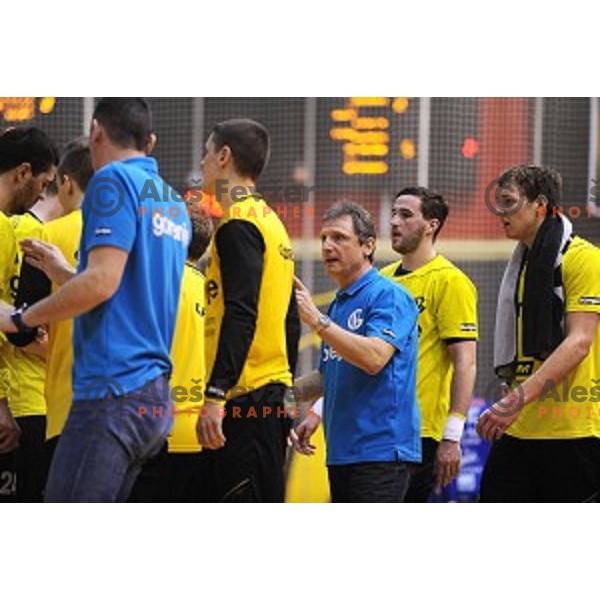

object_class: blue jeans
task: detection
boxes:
[45,375,173,502]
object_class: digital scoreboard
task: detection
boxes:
[0,97,57,122]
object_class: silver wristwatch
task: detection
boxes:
[315,314,332,334]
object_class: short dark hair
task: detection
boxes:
[497,165,562,210]
[0,127,59,176]
[210,119,270,181]
[396,186,449,240]
[323,200,376,263]
[187,204,213,261]
[93,98,153,151]
[59,137,94,192]
[45,178,59,197]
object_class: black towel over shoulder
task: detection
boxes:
[522,216,570,360]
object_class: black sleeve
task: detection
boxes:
[285,288,300,377]
[206,220,265,393]
[444,337,477,346]
[6,261,51,347]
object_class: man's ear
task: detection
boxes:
[428,218,440,237]
[363,237,376,259]
[145,133,157,155]
[218,145,232,168]
[14,163,32,185]
[63,174,75,196]
[90,119,102,144]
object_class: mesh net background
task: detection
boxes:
[2,97,597,396]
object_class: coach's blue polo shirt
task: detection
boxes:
[73,156,190,400]
[318,267,421,466]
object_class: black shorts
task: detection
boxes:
[327,461,411,503]
[0,450,16,503]
[128,442,215,503]
[45,435,60,475]
[205,383,290,503]
[405,437,439,503]
[0,416,47,503]
[480,434,600,502]
[14,415,47,503]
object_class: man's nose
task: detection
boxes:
[322,237,334,251]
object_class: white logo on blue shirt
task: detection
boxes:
[347,309,364,331]
[152,213,190,246]
[322,346,342,363]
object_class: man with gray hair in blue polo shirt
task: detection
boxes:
[292,200,420,502]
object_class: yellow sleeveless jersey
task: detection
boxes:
[509,236,600,439]
[205,196,295,398]
[0,213,17,400]
[380,255,478,440]
[168,263,205,453]
[5,213,46,418]
[39,209,82,439]
[41,214,208,447]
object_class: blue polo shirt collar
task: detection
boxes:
[121,156,158,176]
[337,267,377,299]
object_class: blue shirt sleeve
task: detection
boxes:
[82,165,137,253]
[365,284,418,353]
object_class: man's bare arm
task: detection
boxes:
[0,246,128,332]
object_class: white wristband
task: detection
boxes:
[312,397,324,418]
[442,414,466,442]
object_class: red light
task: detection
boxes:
[462,138,479,159]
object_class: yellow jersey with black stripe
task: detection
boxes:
[39,209,82,439]
[509,236,600,439]
[5,213,46,418]
[380,255,478,441]
[168,262,205,453]
[0,213,17,400]
[205,196,295,397]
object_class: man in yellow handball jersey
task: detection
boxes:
[196,119,300,502]
[380,187,478,501]
[15,138,94,477]
[4,180,63,502]
[0,127,58,501]
[478,165,600,502]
